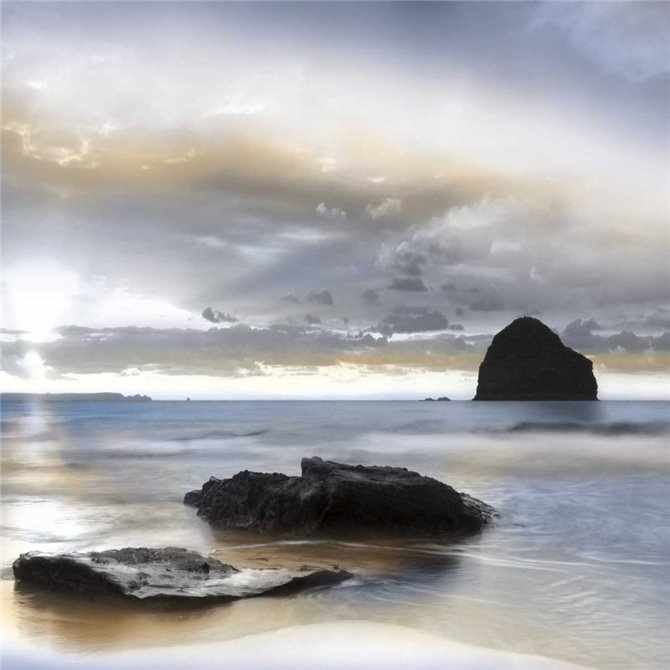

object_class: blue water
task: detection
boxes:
[1,400,669,669]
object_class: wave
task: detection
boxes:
[171,428,268,441]
[501,421,670,436]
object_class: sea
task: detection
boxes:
[1,399,669,669]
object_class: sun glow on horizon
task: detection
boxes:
[3,263,80,341]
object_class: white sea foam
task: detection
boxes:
[4,621,593,670]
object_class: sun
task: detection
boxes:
[3,263,80,341]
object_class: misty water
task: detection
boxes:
[1,399,669,669]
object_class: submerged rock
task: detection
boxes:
[12,547,351,602]
[185,457,494,536]
[474,317,598,401]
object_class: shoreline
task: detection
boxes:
[3,621,593,670]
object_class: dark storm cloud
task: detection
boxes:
[361,289,380,306]
[281,294,301,304]
[644,313,670,330]
[304,314,322,325]
[561,320,670,355]
[613,309,670,332]
[307,290,334,306]
[202,307,238,324]
[607,331,649,353]
[388,277,428,292]
[651,332,670,351]
[564,318,602,338]
[380,306,448,334]
[391,249,427,277]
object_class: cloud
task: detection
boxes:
[304,314,322,325]
[562,321,661,355]
[470,297,504,312]
[449,324,464,331]
[1,322,470,378]
[202,307,238,324]
[607,330,649,353]
[629,310,670,332]
[564,318,601,338]
[366,198,402,220]
[388,277,428,292]
[281,293,301,304]
[307,290,334,306]
[316,202,347,220]
[2,2,669,393]
[533,2,670,82]
[392,248,426,277]
[644,314,670,330]
[651,332,670,352]
[376,194,669,320]
[381,306,448,334]
[361,289,380,305]
[3,320,667,395]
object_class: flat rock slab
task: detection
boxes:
[12,547,351,602]
[185,457,495,537]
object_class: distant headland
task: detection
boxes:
[1,393,153,402]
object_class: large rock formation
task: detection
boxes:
[184,457,495,537]
[12,547,350,603]
[474,317,598,400]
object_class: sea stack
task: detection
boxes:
[474,317,598,400]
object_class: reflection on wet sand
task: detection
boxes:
[209,528,465,573]
[3,537,464,652]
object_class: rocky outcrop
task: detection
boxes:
[185,457,495,537]
[12,547,351,603]
[474,317,598,401]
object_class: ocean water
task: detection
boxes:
[1,399,669,669]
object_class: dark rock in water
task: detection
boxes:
[185,457,494,537]
[421,397,450,401]
[474,317,598,401]
[12,547,351,603]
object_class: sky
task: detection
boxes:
[1,1,669,399]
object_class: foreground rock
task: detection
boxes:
[12,547,351,602]
[185,457,495,537]
[474,317,598,401]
